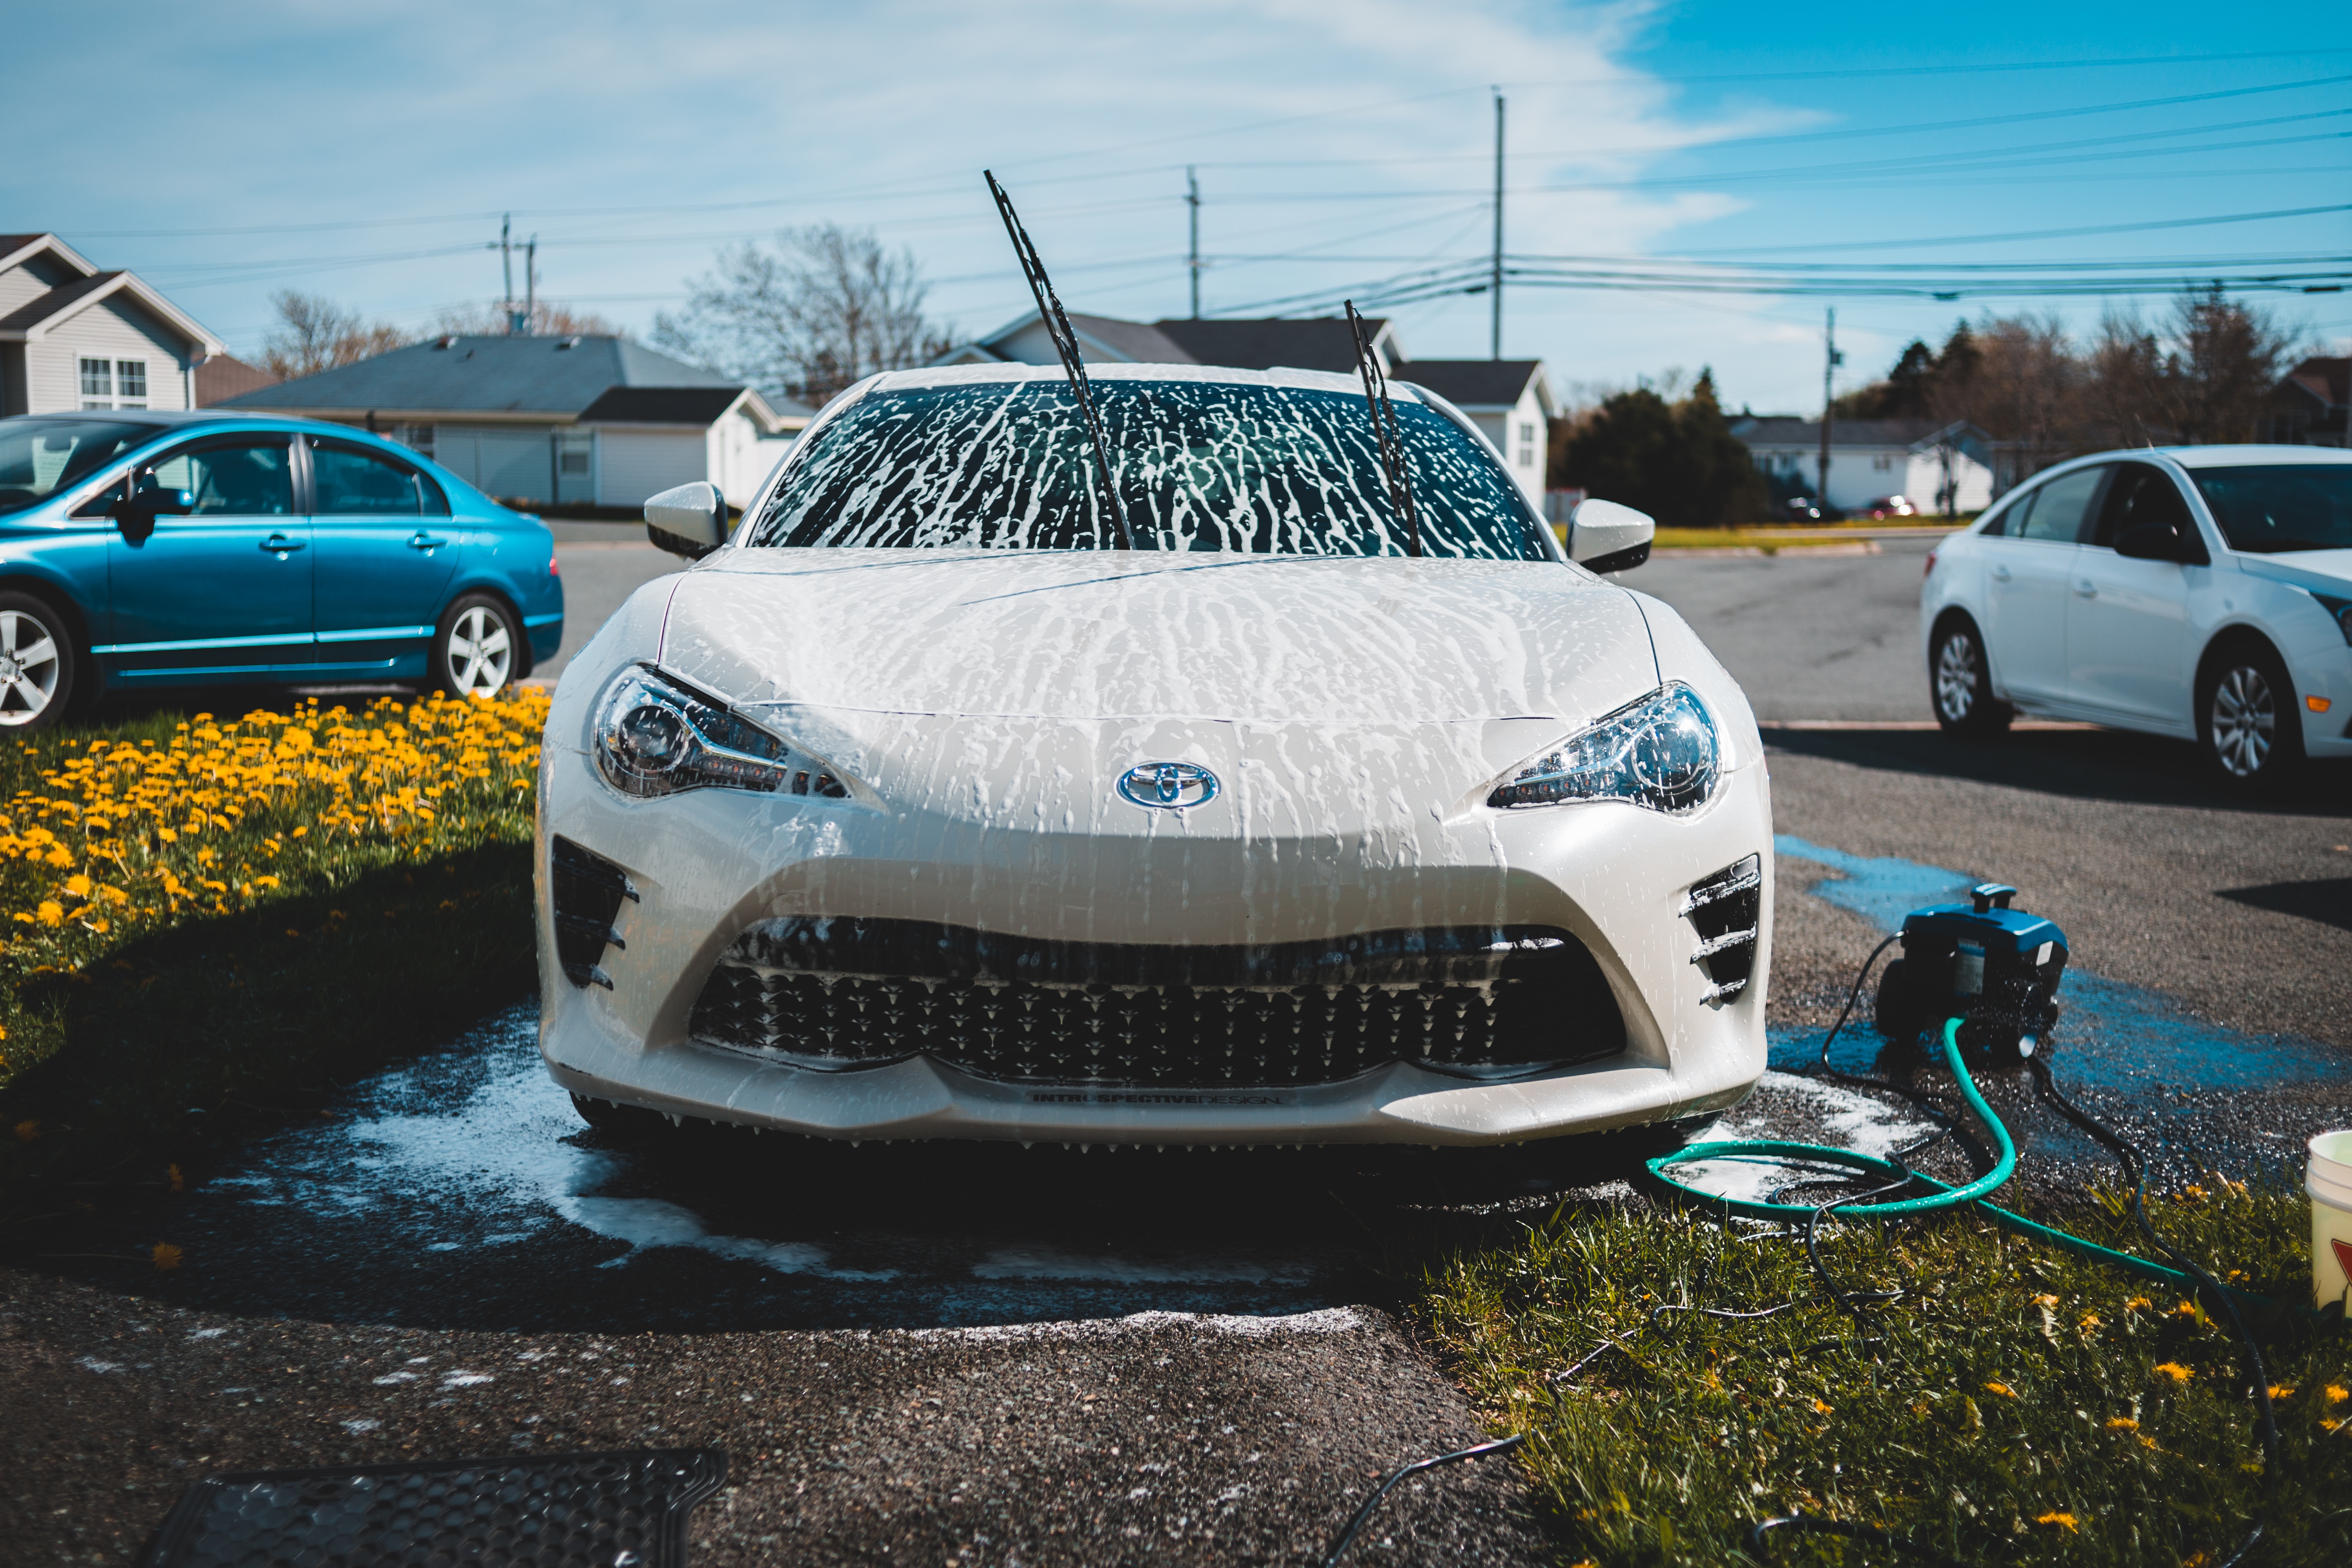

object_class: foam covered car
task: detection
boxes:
[537,362,1771,1149]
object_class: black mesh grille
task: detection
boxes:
[549,836,636,990]
[1684,855,1761,1004]
[689,918,1624,1087]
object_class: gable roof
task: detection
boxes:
[1148,317,1393,375]
[217,334,737,419]
[577,385,802,432]
[193,352,279,407]
[1399,359,1549,413]
[0,268,223,355]
[2279,356,2350,408]
[0,233,99,281]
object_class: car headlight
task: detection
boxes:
[2314,592,2352,647]
[1488,683,1720,813]
[593,663,848,800]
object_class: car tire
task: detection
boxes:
[1930,615,2011,738]
[0,592,78,733]
[2197,640,2302,792]
[433,593,520,699]
[570,1093,670,1145]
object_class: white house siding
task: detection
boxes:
[706,407,781,508]
[1457,391,1547,502]
[25,297,192,413]
[435,424,561,503]
[598,429,707,507]
[0,253,75,315]
[1747,443,1993,513]
[1904,451,1992,513]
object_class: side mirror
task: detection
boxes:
[1563,498,1655,573]
[645,481,727,560]
[2113,523,2182,562]
[108,480,193,542]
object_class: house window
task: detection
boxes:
[390,423,436,460]
[1873,454,1892,471]
[79,358,148,410]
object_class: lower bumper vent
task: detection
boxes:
[689,919,1624,1088]
[1684,854,1761,1005]
[549,836,637,990]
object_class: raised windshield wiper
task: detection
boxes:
[984,171,1135,551]
[1346,299,1423,559]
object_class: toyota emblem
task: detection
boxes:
[1116,761,1220,810]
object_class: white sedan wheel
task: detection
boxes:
[2207,663,2276,779]
[0,608,65,727]
[442,603,514,698]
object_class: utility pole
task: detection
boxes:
[1490,90,1505,360]
[1186,167,1201,319]
[1818,306,1844,505]
[500,214,514,336]
[525,235,537,333]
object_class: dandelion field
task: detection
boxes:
[1423,1188,2349,1568]
[0,690,549,1229]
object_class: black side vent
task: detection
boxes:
[1683,854,1761,1006]
[550,836,637,990]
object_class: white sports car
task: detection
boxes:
[537,362,1770,1149]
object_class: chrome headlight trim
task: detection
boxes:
[1488,682,1721,814]
[592,662,850,800]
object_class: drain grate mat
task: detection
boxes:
[137,1446,726,1568]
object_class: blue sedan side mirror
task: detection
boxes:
[108,478,194,542]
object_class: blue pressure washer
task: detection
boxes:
[1873,883,2066,1064]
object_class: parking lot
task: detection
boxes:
[7,535,2347,1564]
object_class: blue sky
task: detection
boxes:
[7,0,2347,413]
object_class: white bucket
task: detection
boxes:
[2310,1130,2352,1312]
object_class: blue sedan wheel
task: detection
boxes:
[0,593,74,730]
[434,593,518,699]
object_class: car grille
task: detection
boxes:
[1684,855,1761,1005]
[549,836,636,990]
[688,918,1624,1088]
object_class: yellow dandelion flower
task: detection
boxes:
[168,1164,183,1192]
[2079,1313,2102,1331]
[2153,1363,2194,1385]
[2107,1417,2138,1431]
[1984,1382,2017,1398]
[1812,1398,1833,1415]
[36,900,63,926]
[2327,1385,2348,1404]
[2267,1385,2295,1401]
[151,1242,183,1271]
[2032,1293,2060,1307]
[63,873,91,897]
[2034,1513,2078,1533]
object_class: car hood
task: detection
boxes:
[2233,550,2352,596]
[655,548,1658,727]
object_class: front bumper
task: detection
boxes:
[536,743,1772,1147]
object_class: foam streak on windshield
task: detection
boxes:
[748,379,1541,559]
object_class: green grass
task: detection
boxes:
[1422,1188,2349,1566]
[0,694,546,1233]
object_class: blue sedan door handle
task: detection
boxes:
[261,533,306,555]
[408,531,449,551]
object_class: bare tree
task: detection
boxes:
[431,300,621,338]
[653,225,956,406]
[260,291,413,380]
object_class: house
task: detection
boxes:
[0,233,225,416]
[2261,357,2349,446]
[1727,415,1995,515]
[216,335,810,509]
[934,312,1557,499]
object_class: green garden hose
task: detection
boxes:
[1648,1017,2214,1296]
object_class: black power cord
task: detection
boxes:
[1319,1433,1526,1568]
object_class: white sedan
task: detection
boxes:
[537,363,1769,1149]
[1922,445,2352,787]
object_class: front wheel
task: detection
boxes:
[2198,644,2302,791]
[433,593,520,699]
[1930,618,2011,738]
[0,592,77,732]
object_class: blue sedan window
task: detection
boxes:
[0,418,156,516]
[148,441,295,517]
[313,442,444,515]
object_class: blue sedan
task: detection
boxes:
[0,410,563,728]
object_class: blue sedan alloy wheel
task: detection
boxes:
[435,593,518,699]
[0,593,74,730]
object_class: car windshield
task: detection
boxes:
[745,379,1545,559]
[0,418,157,517]
[2188,464,2352,554]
